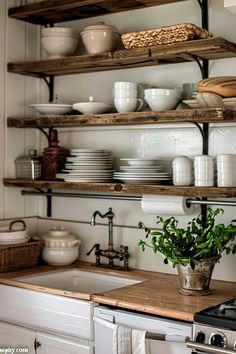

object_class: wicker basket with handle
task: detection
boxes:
[121,23,212,49]
[0,238,43,272]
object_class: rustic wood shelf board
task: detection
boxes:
[4,179,236,198]
[8,38,236,77]
[9,0,186,25]
[7,109,236,128]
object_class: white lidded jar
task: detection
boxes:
[172,156,192,186]
[42,225,81,248]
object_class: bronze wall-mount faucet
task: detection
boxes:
[86,207,130,270]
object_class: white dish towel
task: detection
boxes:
[93,316,149,354]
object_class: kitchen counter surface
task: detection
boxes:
[0,262,235,322]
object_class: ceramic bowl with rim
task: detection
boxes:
[30,103,73,115]
[42,247,79,266]
[144,88,182,111]
[81,22,121,54]
[120,158,157,166]
[41,27,77,38]
[73,101,113,114]
[41,36,78,59]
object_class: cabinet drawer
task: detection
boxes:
[0,284,94,340]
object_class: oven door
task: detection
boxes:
[186,340,236,354]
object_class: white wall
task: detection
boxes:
[3,0,236,281]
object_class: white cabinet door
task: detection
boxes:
[36,332,93,354]
[0,321,35,354]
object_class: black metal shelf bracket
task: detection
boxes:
[40,75,54,102]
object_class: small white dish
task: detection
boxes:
[73,101,113,114]
[120,158,158,166]
[30,103,72,115]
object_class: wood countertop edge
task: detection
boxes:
[91,294,193,322]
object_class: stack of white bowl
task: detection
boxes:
[41,226,81,266]
[41,27,78,59]
[217,154,236,187]
[113,81,143,113]
[172,156,193,186]
[144,88,182,111]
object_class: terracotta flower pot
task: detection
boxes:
[176,256,218,296]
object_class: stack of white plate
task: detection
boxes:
[56,149,113,182]
[113,158,172,184]
[0,229,30,245]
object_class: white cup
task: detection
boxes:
[173,171,193,186]
[113,88,138,98]
[217,173,236,187]
[172,156,192,186]
[195,179,214,186]
[194,155,214,185]
[114,81,140,90]
[114,97,143,113]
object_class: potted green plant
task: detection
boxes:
[139,208,236,296]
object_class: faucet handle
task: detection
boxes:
[86,243,100,256]
[120,245,130,271]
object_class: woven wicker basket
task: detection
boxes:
[121,23,212,49]
[0,239,43,272]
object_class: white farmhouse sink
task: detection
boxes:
[16,268,142,293]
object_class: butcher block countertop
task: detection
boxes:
[0,262,235,322]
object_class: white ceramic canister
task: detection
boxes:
[172,156,192,186]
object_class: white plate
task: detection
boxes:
[70,149,107,153]
[114,173,172,177]
[120,158,158,166]
[113,177,171,185]
[64,177,112,182]
[64,165,112,170]
[62,169,113,175]
[120,166,163,171]
[65,161,112,169]
[30,104,72,115]
[0,236,30,245]
[183,97,236,109]
[67,156,112,161]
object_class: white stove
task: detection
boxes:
[187,299,236,354]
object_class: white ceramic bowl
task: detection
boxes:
[120,158,156,166]
[144,89,182,111]
[42,247,79,266]
[41,36,78,59]
[30,103,72,115]
[73,102,112,114]
[42,27,77,38]
[81,23,120,54]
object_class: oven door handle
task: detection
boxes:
[186,341,236,354]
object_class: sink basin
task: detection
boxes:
[16,268,142,293]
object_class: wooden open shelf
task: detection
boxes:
[4,179,236,198]
[9,0,186,25]
[8,38,236,77]
[7,109,236,129]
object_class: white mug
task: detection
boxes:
[114,97,143,113]
[113,88,138,98]
[114,81,139,90]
